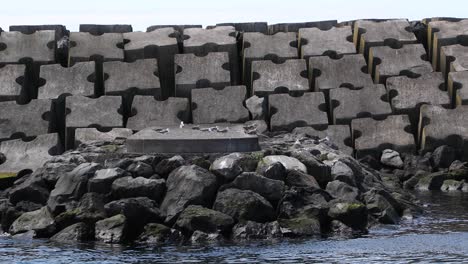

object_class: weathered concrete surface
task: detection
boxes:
[174,52,231,98]
[215,22,268,34]
[440,44,468,77]
[79,24,132,35]
[126,124,259,153]
[251,59,309,96]
[329,84,392,124]
[449,70,468,106]
[292,125,353,155]
[191,86,249,124]
[68,32,124,64]
[269,92,328,131]
[0,64,26,102]
[299,26,355,59]
[74,128,133,147]
[66,95,122,129]
[268,20,337,34]
[0,31,55,63]
[126,96,190,131]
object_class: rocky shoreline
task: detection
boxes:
[1,128,466,245]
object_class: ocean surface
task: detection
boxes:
[0,191,467,264]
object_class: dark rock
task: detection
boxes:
[188,156,211,170]
[449,160,467,171]
[74,193,107,223]
[111,176,166,203]
[329,220,359,238]
[136,223,183,245]
[210,153,260,182]
[441,180,464,191]
[213,188,275,223]
[104,158,133,169]
[278,216,321,237]
[331,160,356,187]
[261,162,287,181]
[9,207,56,237]
[88,168,129,194]
[415,170,468,190]
[175,205,234,235]
[95,214,128,243]
[278,187,332,220]
[327,200,368,230]
[226,172,285,204]
[380,149,404,169]
[126,161,154,178]
[0,200,21,232]
[154,156,185,178]
[231,221,282,240]
[50,222,94,242]
[14,201,42,213]
[401,153,432,181]
[161,165,218,223]
[325,180,360,202]
[403,170,427,189]
[290,150,331,186]
[104,197,164,228]
[431,145,457,169]
[285,170,320,188]
[358,155,382,171]
[190,230,223,243]
[364,190,400,224]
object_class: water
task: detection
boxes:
[0,191,467,264]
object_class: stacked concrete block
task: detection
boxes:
[329,84,392,124]
[299,26,356,59]
[174,52,231,98]
[0,99,53,141]
[292,125,353,156]
[191,85,249,124]
[79,24,132,35]
[0,30,56,64]
[0,64,26,102]
[68,32,124,64]
[242,32,298,89]
[147,25,202,37]
[352,115,415,158]
[183,26,239,84]
[448,71,468,106]
[126,96,190,131]
[251,59,309,96]
[269,92,328,131]
[268,20,337,34]
[369,44,432,84]
[215,22,268,33]
[74,128,133,148]
[440,44,468,78]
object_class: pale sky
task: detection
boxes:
[0,0,466,31]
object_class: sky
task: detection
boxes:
[0,0,466,31]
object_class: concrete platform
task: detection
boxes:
[68,32,124,64]
[74,128,133,147]
[126,124,259,153]
[299,26,355,59]
[292,125,353,156]
[0,64,26,102]
[0,31,55,64]
[448,70,468,106]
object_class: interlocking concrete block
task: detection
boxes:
[215,22,268,33]
[103,59,160,97]
[0,133,60,175]
[68,32,124,64]
[191,85,249,124]
[147,25,202,37]
[126,96,190,131]
[9,25,67,41]
[0,64,26,102]
[440,44,468,78]
[353,19,417,57]
[427,19,468,70]
[65,95,122,129]
[243,32,298,88]
[268,20,337,34]
[269,92,328,131]
[79,24,132,35]
[0,99,53,141]
[419,104,468,156]
[309,54,373,91]
[299,26,356,59]
[183,26,239,84]
[38,61,95,99]
[174,52,231,98]
[329,84,391,124]
[252,59,309,96]
[448,71,468,106]
[74,128,133,147]
[0,31,55,63]
[292,125,353,155]
[126,124,259,153]
[352,115,415,158]
[369,44,432,84]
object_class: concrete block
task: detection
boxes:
[0,133,60,175]
[329,84,392,124]
[174,52,231,98]
[309,54,373,91]
[191,85,249,124]
[146,25,202,37]
[268,20,337,34]
[79,24,132,35]
[448,71,468,106]
[65,95,122,128]
[68,32,124,64]
[242,32,298,89]
[352,115,415,158]
[215,22,268,33]
[126,96,190,131]
[74,128,133,147]
[183,26,239,84]
[440,44,468,78]
[0,99,53,141]
[126,124,259,153]
[269,92,328,131]
[292,125,353,155]
[369,44,432,84]
[38,61,95,99]
[0,64,26,102]
[103,59,160,97]
[0,31,55,63]
[299,26,356,59]
[9,25,67,41]
[252,59,309,96]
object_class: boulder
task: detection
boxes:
[175,205,234,234]
[95,214,128,243]
[431,145,457,169]
[104,197,164,229]
[401,153,432,181]
[327,200,368,230]
[278,216,321,237]
[260,162,287,181]
[331,160,356,186]
[403,170,427,189]
[50,222,94,242]
[278,187,332,219]
[210,153,259,182]
[226,172,285,204]
[88,168,128,194]
[364,190,400,224]
[0,201,22,232]
[126,161,154,178]
[380,149,404,169]
[257,155,307,175]
[329,220,357,238]
[74,193,107,223]
[290,149,331,184]
[441,180,464,191]
[160,165,218,223]
[231,221,282,240]
[9,207,56,237]
[285,170,320,188]
[190,230,223,243]
[325,180,360,202]
[414,171,466,190]
[449,160,467,171]
[111,176,166,203]
[136,223,183,245]
[213,188,275,223]
[104,158,133,169]
[154,156,185,178]
[245,95,266,120]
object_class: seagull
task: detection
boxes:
[179,121,184,128]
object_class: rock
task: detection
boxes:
[414,171,464,190]
[136,223,183,245]
[126,161,154,178]
[327,200,368,230]
[0,202,22,232]
[88,168,128,194]
[290,150,331,186]
[12,230,36,240]
[441,180,464,191]
[95,214,128,243]
[74,193,107,223]
[231,221,282,240]
[364,190,400,224]
[403,170,427,189]
[260,162,286,181]
[190,230,223,243]
[154,156,185,178]
[285,170,320,188]
[188,156,211,170]
[278,187,332,219]
[9,207,56,237]
[210,153,259,182]
[431,145,457,169]
[175,205,234,234]
[329,220,357,238]
[245,95,265,119]
[111,176,166,203]
[213,188,275,223]
[257,155,307,176]
[47,163,102,214]
[358,155,382,171]
[449,160,467,171]
[50,222,94,242]
[325,180,360,202]
[462,182,468,192]
[161,165,218,223]
[401,153,432,181]
[104,197,164,230]
[380,149,404,169]
[226,172,285,204]
[244,120,268,134]
[331,160,356,186]
[104,158,133,169]
[278,216,321,237]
